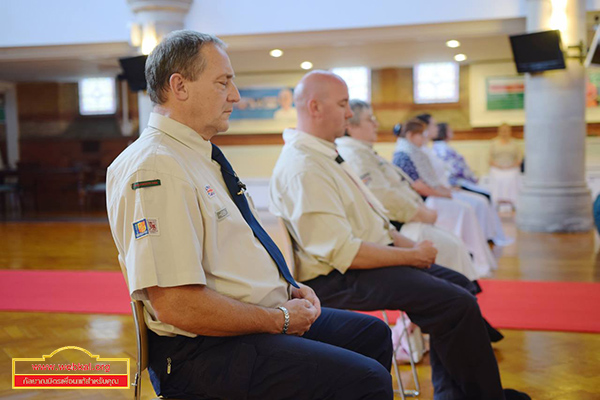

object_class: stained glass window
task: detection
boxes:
[332,67,371,101]
[413,62,459,104]
[79,77,117,115]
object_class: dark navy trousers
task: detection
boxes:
[147,307,393,400]
[304,264,505,400]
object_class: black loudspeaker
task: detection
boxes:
[119,55,148,91]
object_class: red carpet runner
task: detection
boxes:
[1,271,599,333]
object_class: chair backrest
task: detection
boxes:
[131,300,149,400]
[277,217,300,280]
[131,300,149,372]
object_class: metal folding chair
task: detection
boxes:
[382,310,421,399]
[277,218,421,399]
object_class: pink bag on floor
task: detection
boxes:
[391,314,429,364]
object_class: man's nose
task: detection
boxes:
[229,82,241,102]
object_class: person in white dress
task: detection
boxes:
[392,119,497,276]
[416,114,512,246]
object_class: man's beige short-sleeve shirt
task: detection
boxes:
[107,113,290,337]
[336,136,424,223]
[269,129,393,282]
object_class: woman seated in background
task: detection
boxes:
[432,122,491,200]
[392,118,497,277]
[489,123,522,209]
[336,99,480,281]
[415,114,512,246]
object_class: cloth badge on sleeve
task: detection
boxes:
[147,218,160,235]
[205,185,216,198]
[133,219,149,239]
[132,179,161,190]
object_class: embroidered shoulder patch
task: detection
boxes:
[132,180,161,190]
[147,218,160,235]
[133,219,149,239]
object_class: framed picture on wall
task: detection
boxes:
[486,76,524,111]
[226,86,297,134]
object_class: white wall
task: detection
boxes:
[1,0,525,48]
[186,0,524,36]
[469,62,525,127]
[0,0,132,47]
[4,0,600,49]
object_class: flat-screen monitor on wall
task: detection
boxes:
[509,30,566,73]
[119,55,148,91]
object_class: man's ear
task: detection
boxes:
[307,98,320,117]
[169,73,188,101]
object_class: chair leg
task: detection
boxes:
[400,313,420,397]
[383,311,421,398]
[133,371,141,400]
[383,311,406,400]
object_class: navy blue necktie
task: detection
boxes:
[211,143,299,288]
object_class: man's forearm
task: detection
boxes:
[411,180,451,198]
[409,206,437,224]
[349,241,417,270]
[392,231,416,248]
[147,285,283,336]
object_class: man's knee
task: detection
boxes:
[450,291,480,317]
[369,317,394,369]
[342,358,393,400]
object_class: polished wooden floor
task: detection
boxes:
[1,211,599,399]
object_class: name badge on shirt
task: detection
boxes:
[216,207,229,221]
[360,172,372,185]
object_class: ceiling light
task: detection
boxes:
[301,61,313,70]
[446,40,460,48]
[454,54,467,62]
[269,49,283,58]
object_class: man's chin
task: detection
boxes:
[217,121,230,134]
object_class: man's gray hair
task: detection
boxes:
[348,99,371,126]
[145,30,226,104]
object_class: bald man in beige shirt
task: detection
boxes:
[269,70,530,400]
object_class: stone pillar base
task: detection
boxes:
[517,185,593,232]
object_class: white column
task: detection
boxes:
[0,82,20,169]
[138,92,154,135]
[517,0,593,232]
[127,0,193,134]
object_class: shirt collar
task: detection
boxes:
[336,136,374,151]
[282,128,338,159]
[146,112,213,158]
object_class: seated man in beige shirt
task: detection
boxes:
[107,31,394,400]
[269,70,530,400]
